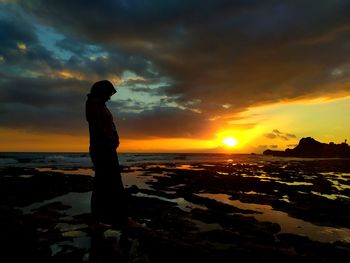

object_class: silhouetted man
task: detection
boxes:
[86,80,128,228]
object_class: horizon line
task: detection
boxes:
[0,151,259,155]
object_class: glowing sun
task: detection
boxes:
[223,137,238,147]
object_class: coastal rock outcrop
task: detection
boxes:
[263,137,350,158]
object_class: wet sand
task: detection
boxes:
[1,158,350,262]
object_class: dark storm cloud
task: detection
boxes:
[0,75,91,134]
[113,107,216,139]
[3,0,350,138]
[0,11,36,48]
[0,2,154,78]
[128,86,153,93]
[20,0,256,40]
[0,75,88,106]
[19,0,350,113]
[0,10,61,71]
[59,38,153,79]
[108,99,152,113]
[0,71,204,138]
[0,2,164,136]
[55,38,100,56]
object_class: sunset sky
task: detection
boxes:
[1,0,350,153]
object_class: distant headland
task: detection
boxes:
[263,137,350,158]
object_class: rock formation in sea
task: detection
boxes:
[263,137,350,158]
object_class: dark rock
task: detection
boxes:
[264,137,350,158]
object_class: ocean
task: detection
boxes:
[0,152,267,168]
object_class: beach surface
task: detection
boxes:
[1,153,350,262]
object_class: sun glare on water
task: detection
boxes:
[223,137,238,147]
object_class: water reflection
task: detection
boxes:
[196,193,350,243]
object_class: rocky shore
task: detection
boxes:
[264,137,350,158]
[1,158,350,262]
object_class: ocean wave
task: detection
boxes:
[0,158,18,165]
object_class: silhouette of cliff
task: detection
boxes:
[263,137,350,158]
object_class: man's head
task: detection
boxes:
[89,80,116,101]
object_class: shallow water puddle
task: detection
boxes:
[175,164,206,170]
[20,191,92,216]
[122,169,156,189]
[187,218,223,232]
[133,192,207,212]
[36,167,95,176]
[196,193,350,243]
